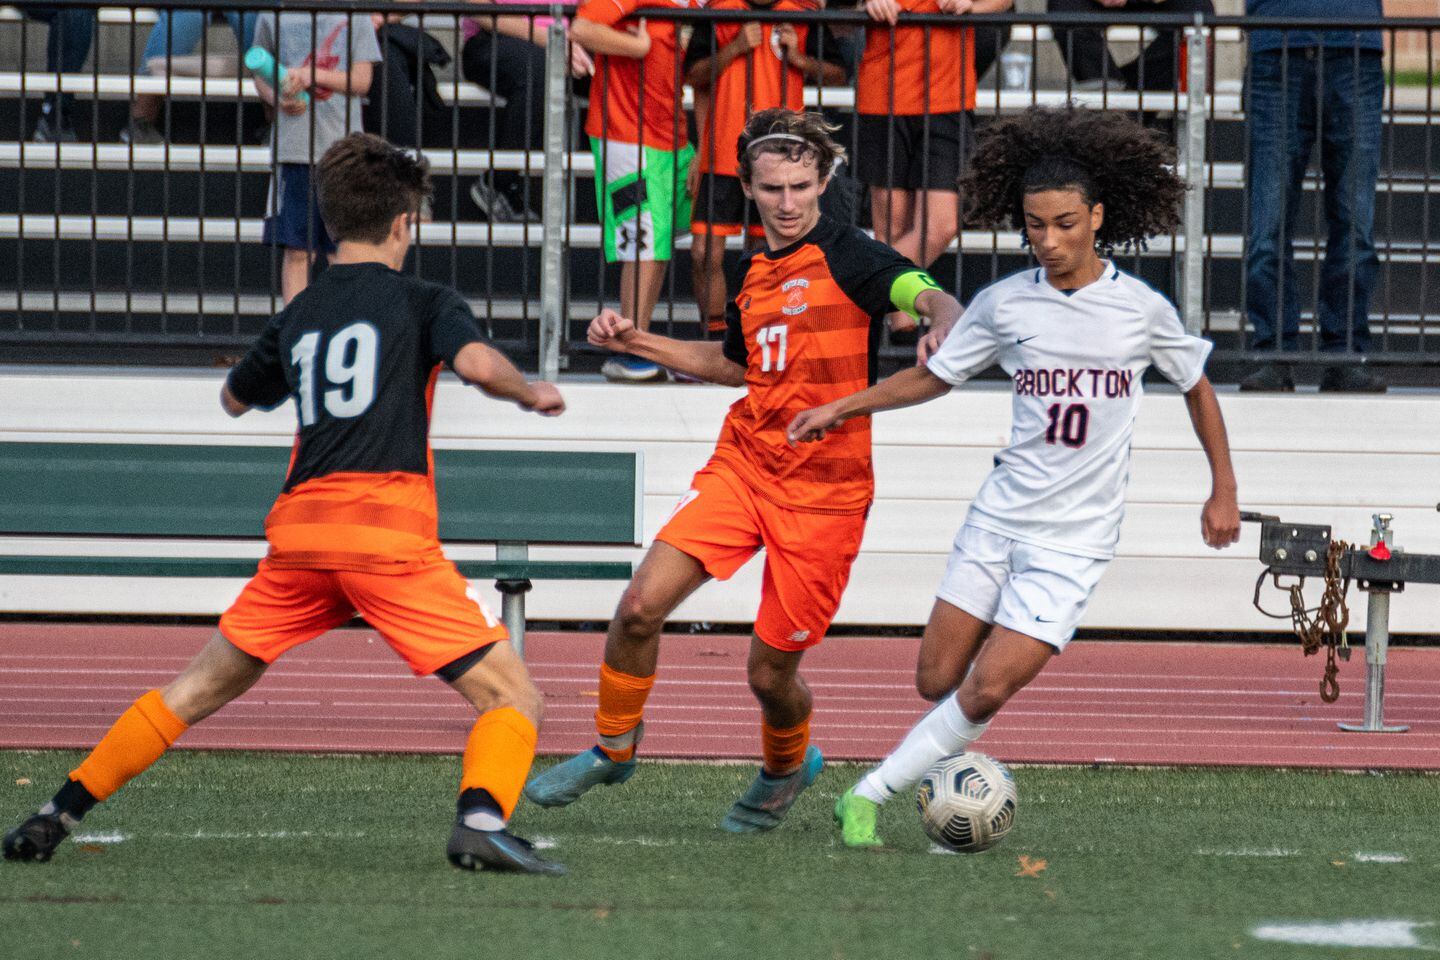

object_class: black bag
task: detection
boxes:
[363,23,452,148]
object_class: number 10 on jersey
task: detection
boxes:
[758,324,788,372]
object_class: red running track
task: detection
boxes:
[2,624,1439,769]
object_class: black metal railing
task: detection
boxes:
[0,0,1436,384]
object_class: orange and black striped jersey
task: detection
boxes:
[717,215,933,515]
[225,262,485,574]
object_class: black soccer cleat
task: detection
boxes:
[3,812,71,863]
[446,823,566,877]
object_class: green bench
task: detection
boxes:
[0,442,642,654]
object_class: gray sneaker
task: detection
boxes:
[119,117,165,145]
[524,745,639,808]
[601,355,668,383]
[721,745,825,833]
[31,114,77,144]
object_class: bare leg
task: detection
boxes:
[870,187,920,332]
[604,540,710,676]
[446,640,544,725]
[690,230,730,333]
[954,625,1054,723]
[160,630,269,723]
[746,638,811,732]
[619,258,671,333]
[280,248,313,304]
[885,189,960,333]
[914,598,993,701]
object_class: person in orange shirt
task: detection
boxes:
[685,0,846,336]
[525,109,962,833]
[857,0,1013,331]
[573,0,697,382]
[3,134,569,876]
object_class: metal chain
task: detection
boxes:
[1255,541,1351,703]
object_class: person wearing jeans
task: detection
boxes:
[25,6,96,142]
[1241,0,1386,393]
[124,9,261,144]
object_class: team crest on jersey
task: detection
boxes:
[781,277,809,316]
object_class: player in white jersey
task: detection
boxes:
[786,107,1242,848]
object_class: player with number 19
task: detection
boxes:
[526,109,962,833]
[788,108,1242,849]
[4,134,568,875]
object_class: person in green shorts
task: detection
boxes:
[573,0,696,382]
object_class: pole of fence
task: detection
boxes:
[538,13,569,380]
[1181,17,1207,335]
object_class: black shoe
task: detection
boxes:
[3,812,71,863]
[446,823,566,876]
[1319,364,1387,394]
[1238,363,1296,392]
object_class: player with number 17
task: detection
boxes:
[526,109,961,832]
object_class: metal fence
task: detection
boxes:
[0,0,1436,383]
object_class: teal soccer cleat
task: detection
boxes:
[720,745,824,833]
[523,746,638,808]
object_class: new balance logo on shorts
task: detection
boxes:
[789,630,810,643]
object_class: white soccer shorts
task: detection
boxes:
[935,523,1110,651]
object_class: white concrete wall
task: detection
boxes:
[2,369,1438,633]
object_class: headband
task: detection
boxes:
[745,133,810,152]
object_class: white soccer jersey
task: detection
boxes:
[926,263,1212,559]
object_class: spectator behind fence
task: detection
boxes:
[249,8,381,303]
[857,0,1014,334]
[364,9,452,150]
[461,3,595,223]
[1046,0,1212,92]
[571,0,695,383]
[122,9,260,145]
[24,6,95,143]
[684,0,847,339]
[1240,0,1386,393]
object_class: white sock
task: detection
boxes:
[854,695,988,805]
[462,808,506,832]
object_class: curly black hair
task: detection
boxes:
[959,107,1185,252]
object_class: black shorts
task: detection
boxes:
[690,173,763,237]
[853,113,973,192]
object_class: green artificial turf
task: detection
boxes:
[2,751,1437,960]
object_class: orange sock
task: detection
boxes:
[459,707,537,820]
[594,662,654,762]
[762,716,810,777]
[70,689,188,801]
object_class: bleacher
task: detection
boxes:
[1,5,1436,371]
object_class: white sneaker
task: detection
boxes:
[601,355,668,383]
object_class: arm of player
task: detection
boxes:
[220,383,251,418]
[589,308,746,387]
[910,287,963,365]
[787,365,952,444]
[570,18,651,59]
[451,342,566,416]
[1182,374,1240,549]
[776,25,847,86]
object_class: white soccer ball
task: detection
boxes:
[915,751,1018,853]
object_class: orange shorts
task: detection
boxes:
[218,558,507,676]
[655,461,867,651]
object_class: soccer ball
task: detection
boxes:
[915,752,1018,853]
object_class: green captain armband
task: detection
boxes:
[889,271,942,319]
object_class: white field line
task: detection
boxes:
[72,829,363,842]
[1251,920,1437,950]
